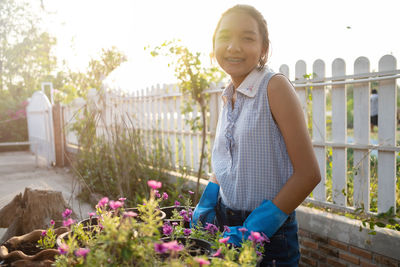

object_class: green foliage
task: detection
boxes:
[37,226,57,249]
[149,40,226,202]
[71,100,186,207]
[55,189,261,266]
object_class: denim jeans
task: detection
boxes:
[215,198,300,267]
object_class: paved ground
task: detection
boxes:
[0,151,93,238]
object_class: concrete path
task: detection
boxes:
[0,151,93,238]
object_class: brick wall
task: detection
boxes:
[299,228,400,267]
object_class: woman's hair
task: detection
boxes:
[213,4,270,69]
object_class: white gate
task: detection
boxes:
[26,91,55,166]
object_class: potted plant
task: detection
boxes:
[0,220,68,266]
[53,180,265,266]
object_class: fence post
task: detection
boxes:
[353,56,371,211]
[295,60,308,124]
[331,58,347,206]
[52,102,64,167]
[312,59,326,202]
[377,54,397,214]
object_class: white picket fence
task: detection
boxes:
[64,55,400,215]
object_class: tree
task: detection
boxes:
[61,46,127,100]
[150,40,226,202]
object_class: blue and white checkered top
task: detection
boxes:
[211,67,293,211]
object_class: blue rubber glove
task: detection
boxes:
[191,182,219,227]
[223,200,288,247]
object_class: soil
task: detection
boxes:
[4,242,42,256]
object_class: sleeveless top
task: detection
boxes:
[211,67,293,211]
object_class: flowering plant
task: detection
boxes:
[37,220,57,249]
[52,180,265,266]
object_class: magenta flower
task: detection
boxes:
[88,212,96,218]
[50,220,55,225]
[58,243,69,255]
[223,225,231,233]
[162,192,168,200]
[172,222,178,226]
[194,257,210,266]
[219,237,230,244]
[163,223,173,236]
[178,194,183,199]
[239,227,248,234]
[41,230,47,237]
[123,211,138,218]
[154,243,168,254]
[179,210,187,216]
[256,251,263,257]
[174,200,180,207]
[147,180,162,190]
[204,223,218,235]
[62,208,72,218]
[163,240,184,252]
[261,232,270,243]
[63,218,75,227]
[155,192,161,198]
[97,197,109,208]
[188,190,194,195]
[183,214,190,222]
[183,228,191,236]
[248,231,266,244]
[212,248,222,257]
[109,200,123,210]
[75,248,90,258]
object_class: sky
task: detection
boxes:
[41,0,400,92]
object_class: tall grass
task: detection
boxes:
[70,102,191,207]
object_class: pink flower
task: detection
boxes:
[194,257,210,266]
[97,197,109,208]
[188,190,194,195]
[163,223,173,236]
[63,218,75,227]
[183,228,191,236]
[178,194,183,199]
[163,240,183,252]
[162,192,168,200]
[172,222,178,226]
[75,248,90,258]
[179,210,187,216]
[154,243,168,254]
[219,237,230,244]
[174,201,180,207]
[109,200,123,210]
[123,211,138,218]
[248,231,266,244]
[223,225,231,233]
[41,230,47,237]
[119,197,126,202]
[183,214,190,222]
[50,220,55,225]
[238,227,248,234]
[58,243,69,255]
[212,248,222,257]
[62,209,72,218]
[88,212,96,218]
[147,180,162,190]
[204,223,218,235]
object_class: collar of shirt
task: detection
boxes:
[222,67,269,102]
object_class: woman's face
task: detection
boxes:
[214,12,265,87]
